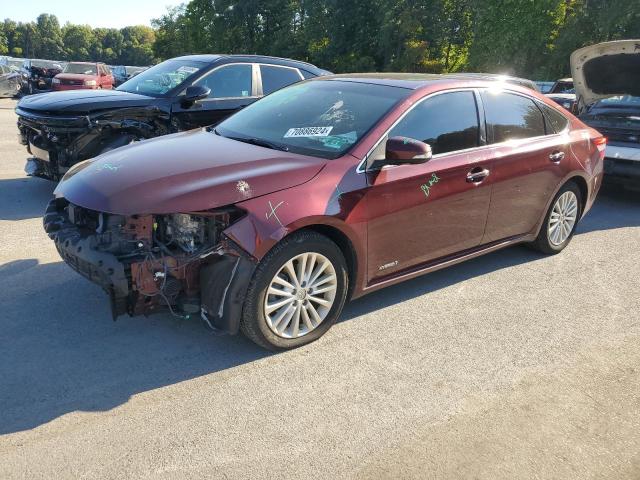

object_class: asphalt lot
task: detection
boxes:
[0,96,639,479]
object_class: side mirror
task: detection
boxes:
[385,136,432,165]
[183,85,211,104]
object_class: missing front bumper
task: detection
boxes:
[43,198,256,332]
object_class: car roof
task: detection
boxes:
[316,72,539,91]
[172,54,325,73]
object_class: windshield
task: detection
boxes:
[215,80,410,159]
[8,59,22,70]
[552,82,574,94]
[117,59,207,97]
[126,66,146,75]
[63,63,98,75]
[31,60,62,69]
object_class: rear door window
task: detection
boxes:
[481,91,546,143]
[388,91,480,155]
[194,64,253,99]
[260,65,303,95]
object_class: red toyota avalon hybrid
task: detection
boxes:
[52,62,113,91]
[45,74,605,350]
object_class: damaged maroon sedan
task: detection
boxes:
[45,74,605,350]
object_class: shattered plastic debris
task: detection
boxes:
[237,180,251,196]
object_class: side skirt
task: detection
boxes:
[360,234,535,295]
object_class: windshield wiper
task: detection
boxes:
[211,128,289,152]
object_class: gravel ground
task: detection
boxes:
[0,97,639,479]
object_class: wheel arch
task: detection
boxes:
[298,223,359,300]
[567,175,589,216]
[532,173,591,238]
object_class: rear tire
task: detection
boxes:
[530,181,582,254]
[240,230,349,351]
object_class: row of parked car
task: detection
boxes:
[12,41,640,350]
[0,56,148,96]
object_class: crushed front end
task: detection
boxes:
[16,106,168,181]
[17,107,92,180]
[43,199,256,333]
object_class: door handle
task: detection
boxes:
[549,151,565,163]
[466,167,490,183]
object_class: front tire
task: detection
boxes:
[530,181,582,254]
[240,230,349,350]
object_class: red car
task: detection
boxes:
[52,62,113,91]
[45,74,605,350]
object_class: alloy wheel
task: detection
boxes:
[548,191,578,246]
[264,252,338,339]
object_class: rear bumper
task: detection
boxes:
[604,145,640,186]
[605,144,640,163]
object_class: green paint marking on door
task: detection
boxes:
[420,173,440,198]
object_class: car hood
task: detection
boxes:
[54,129,327,215]
[17,88,155,113]
[571,40,640,109]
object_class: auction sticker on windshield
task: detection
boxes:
[284,126,333,138]
[177,66,199,74]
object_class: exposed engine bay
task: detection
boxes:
[43,198,256,332]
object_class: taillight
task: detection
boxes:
[594,136,607,159]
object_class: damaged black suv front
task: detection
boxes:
[16,89,170,181]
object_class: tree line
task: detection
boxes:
[0,14,155,65]
[2,1,639,77]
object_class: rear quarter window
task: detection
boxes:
[538,103,569,134]
[481,91,546,143]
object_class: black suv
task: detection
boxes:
[16,54,330,181]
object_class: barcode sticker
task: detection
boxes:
[284,126,333,138]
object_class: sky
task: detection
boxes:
[1,0,185,29]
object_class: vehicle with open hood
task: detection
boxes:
[16,54,330,181]
[571,40,640,188]
[44,73,605,350]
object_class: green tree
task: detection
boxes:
[35,14,65,59]
[62,24,95,60]
[120,25,156,65]
[0,23,8,55]
[550,0,640,78]
[467,0,570,78]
